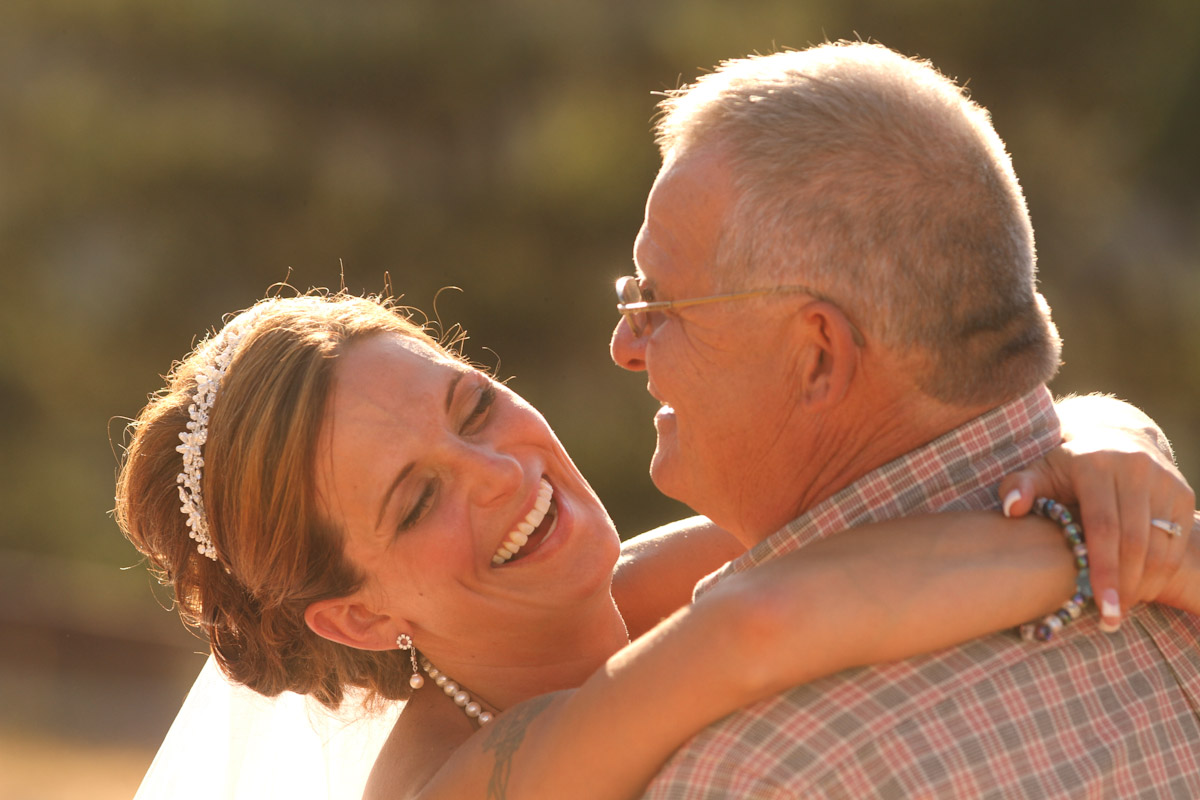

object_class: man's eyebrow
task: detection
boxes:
[374,371,466,532]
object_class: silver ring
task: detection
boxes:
[1150,518,1184,538]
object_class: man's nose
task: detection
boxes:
[610,316,647,371]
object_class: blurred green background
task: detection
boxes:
[1,0,1197,795]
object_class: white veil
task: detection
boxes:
[135,655,401,800]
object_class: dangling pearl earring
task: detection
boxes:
[396,633,425,689]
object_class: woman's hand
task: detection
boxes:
[999,397,1195,632]
[1154,512,1200,616]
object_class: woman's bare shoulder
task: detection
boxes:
[364,692,474,800]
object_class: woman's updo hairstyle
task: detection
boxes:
[115,291,450,708]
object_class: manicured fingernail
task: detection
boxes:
[1002,489,1021,518]
[1100,589,1121,634]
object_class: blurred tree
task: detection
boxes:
[0,0,1195,577]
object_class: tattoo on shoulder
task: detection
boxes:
[481,694,555,800]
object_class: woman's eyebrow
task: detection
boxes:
[374,370,467,532]
[445,370,466,413]
[376,463,415,531]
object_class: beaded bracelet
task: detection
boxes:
[1018,497,1095,643]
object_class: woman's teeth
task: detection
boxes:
[492,478,554,565]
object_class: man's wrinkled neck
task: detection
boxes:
[732,369,1000,547]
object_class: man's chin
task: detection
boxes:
[649,444,690,506]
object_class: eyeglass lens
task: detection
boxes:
[616,277,647,335]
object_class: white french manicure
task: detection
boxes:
[1100,589,1121,634]
[1002,489,1021,518]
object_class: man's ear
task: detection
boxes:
[304,594,399,652]
[797,301,859,408]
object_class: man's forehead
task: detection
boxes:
[636,149,733,292]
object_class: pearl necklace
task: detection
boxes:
[417,657,494,725]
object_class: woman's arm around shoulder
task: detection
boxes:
[612,515,745,639]
[411,512,1100,800]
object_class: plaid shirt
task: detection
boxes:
[644,386,1200,799]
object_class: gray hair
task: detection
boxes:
[654,42,1062,407]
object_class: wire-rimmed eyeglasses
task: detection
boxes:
[615,275,864,344]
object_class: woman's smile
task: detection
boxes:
[491,477,558,565]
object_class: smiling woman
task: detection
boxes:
[301,329,627,711]
[116,294,457,708]
[117,292,627,717]
[115,290,1199,800]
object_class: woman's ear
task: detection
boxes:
[304,595,399,651]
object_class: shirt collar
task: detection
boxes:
[695,385,1061,599]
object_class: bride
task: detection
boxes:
[117,293,1197,799]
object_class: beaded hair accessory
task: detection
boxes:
[175,305,268,561]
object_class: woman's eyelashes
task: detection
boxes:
[460,382,496,435]
[399,485,435,531]
[394,380,497,535]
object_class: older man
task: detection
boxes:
[611,42,1200,798]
